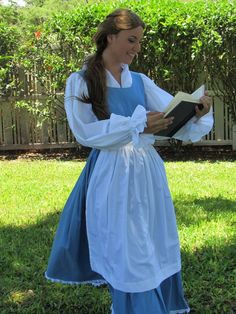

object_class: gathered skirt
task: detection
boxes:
[45,148,190,313]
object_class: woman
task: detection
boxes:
[45,8,213,313]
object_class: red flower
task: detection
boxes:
[46,65,53,71]
[34,31,41,40]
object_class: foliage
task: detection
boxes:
[0,3,22,96]
[0,0,236,122]
[0,2,20,24]
[0,160,235,313]
[201,0,236,121]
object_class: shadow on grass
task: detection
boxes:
[174,196,236,313]
[0,211,110,314]
[174,196,236,227]
[0,196,235,313]
[181,235,236,314]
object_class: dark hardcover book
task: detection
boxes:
[156,89,204,137]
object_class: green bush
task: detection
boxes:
[1,0,236,121]
[0,21,20,96]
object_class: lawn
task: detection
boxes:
[0,159,235,314]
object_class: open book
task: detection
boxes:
[155,85,205,137]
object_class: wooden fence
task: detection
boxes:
[0,93,235,151]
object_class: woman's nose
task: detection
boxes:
[133,42,141,54]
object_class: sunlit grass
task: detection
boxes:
[0,160,235,313]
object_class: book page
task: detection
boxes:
[191,84,205,100]
[164,85,205,117]
[164,92,199,116]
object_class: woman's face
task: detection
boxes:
[106,26,144,65]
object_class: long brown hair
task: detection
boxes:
[80,9,145,120]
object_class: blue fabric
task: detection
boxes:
[107,71,147,116]
[109,272,190,314]
[45,70,190,313]
[45,149,104,284]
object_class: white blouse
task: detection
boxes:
[65,64,214,149]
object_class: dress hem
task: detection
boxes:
[111,304,190,314]
[170,307,190,314]
[44,272,107,287]
[90,262,182,293]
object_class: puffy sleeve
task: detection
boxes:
[64,72,147,149]
[140,73,214,142]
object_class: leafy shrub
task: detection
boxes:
[0,21,20,96]
[1,0,236,122]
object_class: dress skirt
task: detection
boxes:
[45,149,190,313]
[45,149,105,285]
[109,272,189,314]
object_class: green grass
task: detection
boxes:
[0,160,235,313]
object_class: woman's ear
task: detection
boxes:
[107,34,114,44]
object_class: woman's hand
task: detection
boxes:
[195,91,212,118]
[143,112,174,134]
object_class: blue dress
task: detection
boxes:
[45,71,190,313]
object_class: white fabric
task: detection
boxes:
[65,71,149,149]
[139,73,214,142]
[65,66,214,146]
[64,65,214,293]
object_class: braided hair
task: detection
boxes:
[80,9,145,120]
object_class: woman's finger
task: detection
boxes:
[145,113,174,133]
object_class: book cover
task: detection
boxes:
[156,85,205,137]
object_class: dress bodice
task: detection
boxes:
[107,72,147,117]
[78,70,147,117]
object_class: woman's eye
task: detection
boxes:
[128,38,136,43]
